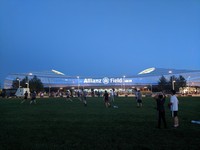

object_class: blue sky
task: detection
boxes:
[0,0,200,85]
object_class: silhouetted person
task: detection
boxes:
[137,90,142,107]
[154,93,167,128]
[21,91,28,104]
[30,91,37,104]
[103,90,110,108]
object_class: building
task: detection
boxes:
[3,67,200,91]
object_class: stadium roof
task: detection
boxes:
[136,67,200,77]
[3,67,200,89]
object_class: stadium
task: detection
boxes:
[3,67,200,92]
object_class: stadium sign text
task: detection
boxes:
[83,77,132,84]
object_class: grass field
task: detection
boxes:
[0,96,200,150]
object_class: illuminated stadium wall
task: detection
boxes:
[3,68,200,89]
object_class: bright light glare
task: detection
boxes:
[138,67,155,75]
[52,69,65,75]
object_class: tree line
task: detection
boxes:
[12,75,43,92]
[157,75,186,93]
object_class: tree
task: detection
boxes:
[20,76,29,88]
[12,75,43,92]
[12,77,20,89]
[157,75,187,93]
[169,75,178,91]
[29,75,44,92]
[177,75,187,88]
[168,75,186,92]
[158,75,169,92]
[12,76,29,89]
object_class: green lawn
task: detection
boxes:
[0,96,200,150]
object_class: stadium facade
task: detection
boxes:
[3,67,200,90]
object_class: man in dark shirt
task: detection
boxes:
[103,90,110,108]
[154,93,167,128]
[24,91,28,99]
[21,91,28,104]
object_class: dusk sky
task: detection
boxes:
[0,0,200,85]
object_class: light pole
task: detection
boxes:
[48,78,51,97]
[187,76,190,93]
[27,73,32,89]
[169,70,175,90]
[77,76,79,90]
[49,86,51,97]
[17,78,20,88]
[172,80,176,90]
[26,82,29,88]
[123,75,126,95]
[150,84,153,93]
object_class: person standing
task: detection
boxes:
[110,89,115,102]
[103,90,110,108]
[77,90,80,97]
[66,90,72,102]
[134,88,138,101]
[30,91,37,104]
[169,90,179,128]
[81,89,87,106]
[21,91,28,104]
[137,90,142,107]
[154,93,167,128]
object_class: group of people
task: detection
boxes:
[154,90,179,129]
[134,88,179,129]
[78,90,87,106]
[22,88,179,128]
[59,89,87,106]
[103,90,115,108]
[21,91,37,104]
[103,88,143,109]
[58,89,114,108]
